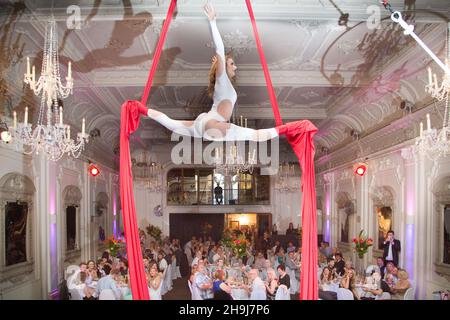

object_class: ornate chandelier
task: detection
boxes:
[131,149,163,191]
[275,162,298,192]
[416,23,450,160]
[214,142,257,176]
[8,19,88,161]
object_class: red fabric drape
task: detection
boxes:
[119,0,177,300]
[120,101,150,300]
[276,122,319,300]
[245,0,282,127]
[246,0,319,300]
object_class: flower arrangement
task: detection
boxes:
[352,230,373,259]
[230,235,248,259]
[221,228,233,248]
[146,224,162,242]
[104,236,123,257]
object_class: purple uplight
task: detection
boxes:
[325,220,330,242]
[405,224,414,279]
[50,223,58,289]
[113,220,117,238]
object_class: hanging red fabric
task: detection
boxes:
[246,0,318,300]
[119,0,177,300]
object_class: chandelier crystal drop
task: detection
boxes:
[8,19,88,161]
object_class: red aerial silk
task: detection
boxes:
[246,0,318,300]
[119,0,177,300]
[119,0,318,300]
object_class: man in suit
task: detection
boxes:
[383,230,401,267]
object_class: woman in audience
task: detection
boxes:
[254,251,266,270]
[390,269,411,300]
[119,259,129,276]
[264,268,278,300]
[277,247,286,266]
[294,247,302,265]
[189,264,199,284]
[192,250,202,267]
[147,266,162,300]
[277,264,290,289]
[87,260,99,281]
[340,268,358,299]
[319,267,337,300]
[212,269,233,300]
[157,251,168,274]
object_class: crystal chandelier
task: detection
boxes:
[415,95,450,160]
[8,19,88,161]
[416,23,450,160]
[275,162,298,192]
[214,142,257,176]
[131,149,163,191]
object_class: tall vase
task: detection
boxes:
[357,255,366,277]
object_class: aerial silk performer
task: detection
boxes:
[120,0,318,300]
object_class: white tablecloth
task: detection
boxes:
[231,288,248,300]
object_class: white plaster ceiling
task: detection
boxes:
[0,0,449,167]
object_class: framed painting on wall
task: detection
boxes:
[230,221,240,230]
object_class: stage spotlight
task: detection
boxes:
[355,163,367,176]
[88,164,100,177]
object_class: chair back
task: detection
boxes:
[404,287,415,300]
[99,289,116,300]
[68,288,82,300]
[337,288,354,300]
[191,283,204,300]
[275,285,291,300]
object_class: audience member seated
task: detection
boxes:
[389,269,411,300]
[147,266,162,300]
[158,251,168,273]
[245,269,266,300]
[194,263,214,300]
[319,241,333,258]
[192,250,203,267]
[285,251,300,280]
[254,251,266,270]
[212,269,233,300]
[286,242,296,254]
[376,257,386,278]
[189,264,198,284]
[87,260,99,281]
[96,269,122,300]
[277,264,290,289]
[264,269,278,300]
[340,269,358,299]
[319,267,337,300]
[334,253,345,276]
[277,248,286,266]
[272,240,282,255]
[260,260,272,281]
[119,259,128,277]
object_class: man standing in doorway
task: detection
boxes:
[383,230,401,267]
